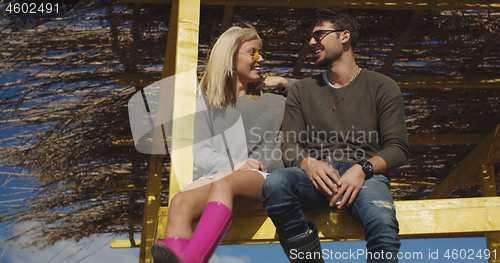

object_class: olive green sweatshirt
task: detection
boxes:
[281,69,410,173]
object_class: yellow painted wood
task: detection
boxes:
[396,197,500,238]
[486,232,500,263]
[118,0,500,10]
[137,1,200,262]
[389,177,437,187]
[482,166,499,263]
[111,240,142,248]
[114,133,489,147]
[481,144,498,263]
[114,73,162,87]
[139,155,164,263]
[115,73,500,89]
[427,125,500,199]
[111,134,135,146]
[168,0,200,199]
[394,75,500,89]
[155,197,500,244]
[482,164,497,197]
[409,133,486,145]
[111,213,143,223]
[113,182,169,191]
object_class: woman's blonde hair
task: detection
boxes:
[200,25,262,107]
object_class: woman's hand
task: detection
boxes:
[254,76,287,91]
[232,158,267,172]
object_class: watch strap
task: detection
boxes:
[356,160,374,178]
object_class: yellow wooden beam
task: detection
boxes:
[396,197,500,239]
[409,133,486,145]
[112,134,136,146]
[482,164,497,197]
[115,133,488,147]
[114,182,147,191]
[111,240,142,248]
[394,76,500,89]
[486,232,500,263]
[118,0,500,10]
[115,73,500,89]
[113,182,170,191]
[115,73,162,87]
[155,197,500,244]
[111,213,143,224]
[481,137,499,263]
[139,155,164,263]
[482,165,499,263]
[389,177,438,187]
[427,125,500,199]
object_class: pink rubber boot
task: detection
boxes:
[151,237,189,263]
[181,201,233,263]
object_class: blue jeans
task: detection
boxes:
[262,163,400,263]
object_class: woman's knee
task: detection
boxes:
[211,171,235,190]
[168,192,195,213]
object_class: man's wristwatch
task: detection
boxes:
[356,160,374,178]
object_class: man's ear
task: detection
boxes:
[341,30,351,44]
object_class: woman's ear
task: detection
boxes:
[232,59,236,70]
[232,56,238,74]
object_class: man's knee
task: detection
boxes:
[262,169,293,198]
[364,202,399,236]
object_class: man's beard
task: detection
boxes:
[316,56,332,68]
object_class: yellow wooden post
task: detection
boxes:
[428,125,500,199]
[168,0,200,199]
[482,164,497,197]
[486,232,500,263]
[482,159,499,263]
[139,155,164,263]
[137,0,200,262]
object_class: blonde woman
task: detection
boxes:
[151,25,295,263]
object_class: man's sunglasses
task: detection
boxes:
[240,48,266,62]
[309,29,345,42]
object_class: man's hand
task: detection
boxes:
[328,164,365,209]
[254,76,287,91]
[300,157,340,196]
[233,158,267,172]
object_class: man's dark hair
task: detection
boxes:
[315,8,359,50]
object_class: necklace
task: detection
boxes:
[332,65,360,111]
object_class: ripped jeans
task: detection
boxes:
[262,163,400,263]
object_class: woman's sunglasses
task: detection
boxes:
[240,48,266,62]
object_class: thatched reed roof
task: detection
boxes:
[0,0,499,252]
